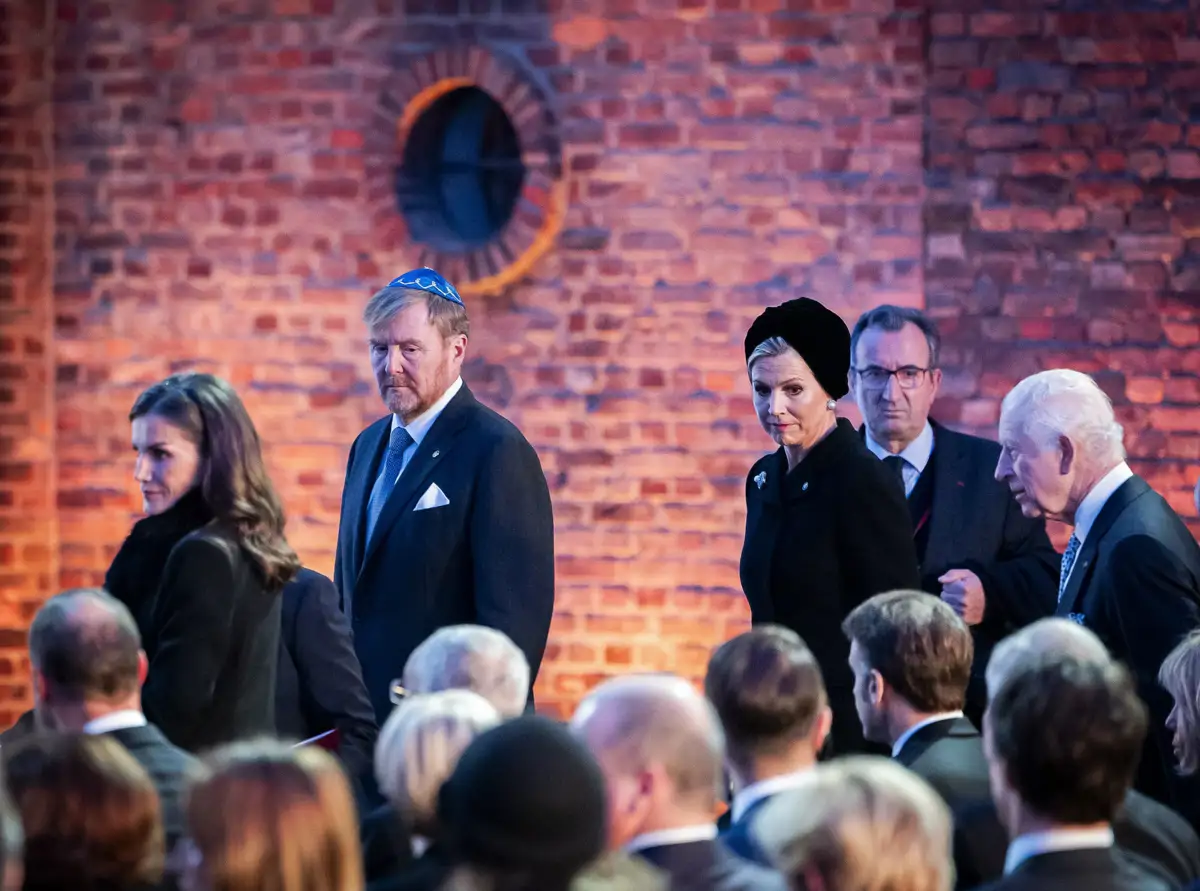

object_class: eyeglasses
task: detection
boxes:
[389,680,410,705]
[852,365,933,390]
[387,268,465,307]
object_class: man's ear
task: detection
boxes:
[31,669,46,704]
[812,705,833,751]
[137,650,149,686]
[869,669,887,707]
[1059,434,1075,476]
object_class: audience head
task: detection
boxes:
[184,739,361,891]
[995,369,1126,523]
[985,656,1147,834]
[402,625,531,719]
[704,626,831,782]
[439,715,607,891]
[4,732,162,891]
[842,590,974,746]
[755,756,953,891]
[28,588,145,728]
[374,689,501,838]
[1159,629,1200,775]
[571,674,724,850]
[850,305,943,451]
[986,617,1109,702]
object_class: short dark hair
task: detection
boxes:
[842,590,973,713]
[705,626,827,770]
[989,657,1147,824]
[28,588,141,702]
[850,305,941,369]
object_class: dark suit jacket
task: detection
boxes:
[367,843,452,891]
[893,716,992,813]
[106,723,197,851]
[955,790,1200,890]
[720,796,773,867]
[1056,474,1200,823]
[142,522,282,752]
[636,840,786,891]
[360,803,414,885]
[335,384,555,724]
[972,847,1172,891]
[277,568,377,782]
[906,423,1059,719]
[741,418,921,756]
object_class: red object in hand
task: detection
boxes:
[294,729,340,752]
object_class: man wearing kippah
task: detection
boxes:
[334,269,554,726]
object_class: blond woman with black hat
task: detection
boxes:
[740,298,921,757]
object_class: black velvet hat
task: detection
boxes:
[744,298,852,399]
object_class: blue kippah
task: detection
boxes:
[386,267,465,307]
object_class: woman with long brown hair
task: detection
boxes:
[104,372,300,751]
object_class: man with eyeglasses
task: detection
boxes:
[849,305,1058,725]
[333,268,554,727]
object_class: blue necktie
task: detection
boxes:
[1058,533,1081,604]
[366,427,414,542]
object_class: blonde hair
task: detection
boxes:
[747,336,795,373]
[375,690,501,836]
[754,756,952,891]
[185,740,362,891]
[1160,630,1200,775]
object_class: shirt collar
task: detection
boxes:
[390,377,463,445]
[891,712,963,758]
[82,710,147,735]
[625,825,718,854]
[730,769,812,824]
[1073,462,1134,544]
[865,420,935,473]
[1004,827,1115,875]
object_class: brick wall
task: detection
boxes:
[924,0,1200,543]
[0,0,55,725]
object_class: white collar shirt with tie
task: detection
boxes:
[865,421,935,497]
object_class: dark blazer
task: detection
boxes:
[720,796,773,867]
[334,384,555,724]
[893,716,992,813]
[276,568,377,782]
[954,790,1200,890]
[141,522,282,752]
[972,847,1173,891]
[906,423,1059,719]
[741,418,921,756]
[360,803,414,885]
[636,840,787,891]
[1055,474,1200,823]
[367,843,452,891]
[106,723,197,851]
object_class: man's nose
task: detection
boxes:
[386,346,404,377]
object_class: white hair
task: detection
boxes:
[374,689,500,834]
[402,625,530,719]
[985,618,1110,703]
[999,369,1125,466]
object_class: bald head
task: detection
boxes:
[572,674,724,809]
[29,588,143,703]
[986,618,1110,703]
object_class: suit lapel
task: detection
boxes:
[347,417,391,576]
[357,386,478,580]
[923,423,970,571]
[1056,476,1149,617]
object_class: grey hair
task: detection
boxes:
[747,336,796,373]
[850,305,941,369]
[363,286,470,340]
[402,625,530,719]
[999,369,1126,466]
[985,618,1110,704]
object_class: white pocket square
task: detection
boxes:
[414,482,450,511]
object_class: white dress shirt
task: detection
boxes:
[865,421,935,497]
[377,376,463,488]
[730,769,812,824]
[1004,826,1115,875]
[82,710,147,735]
[625,825,718,854]
[891,712,964,758]
[1072,462,1135,546]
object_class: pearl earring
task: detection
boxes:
[826,399,837,410]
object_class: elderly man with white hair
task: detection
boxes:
[398,624,531,719]
[995,368,1200,821]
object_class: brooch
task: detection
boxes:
[754,472,767,489]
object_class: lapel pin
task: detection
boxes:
[754,472,766,489]
[432,450,440,458]
[802,481,809,491]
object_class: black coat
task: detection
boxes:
[360,803,414,885]
[740,418,921,755]
[893,716,991,815]
[106,489,283,752]
[1056,474,1200,825]
[335,384,555,724]
[636,840,786,891]
[106,723,197,852]
[276,568,377,782]
[972,847,1172,891]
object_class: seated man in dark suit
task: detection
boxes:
[704,626,831,866]
[843,590,991,812]
[572,674,787,891]
[954,619,1200,890]
[978,655,1172,891]
[26,587,197,853]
